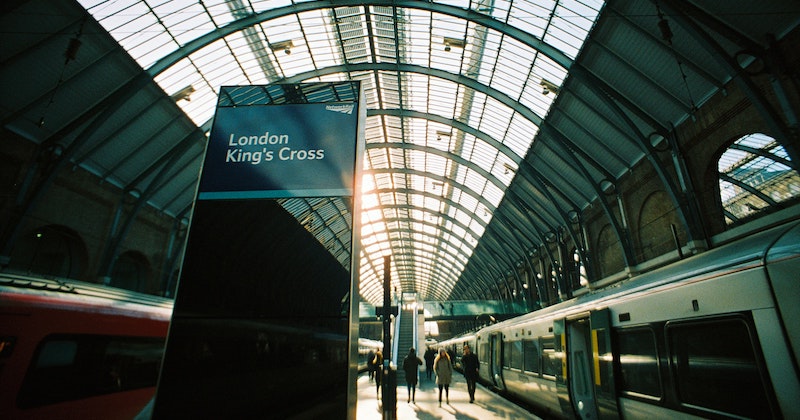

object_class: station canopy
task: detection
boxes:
[3,0,798,305]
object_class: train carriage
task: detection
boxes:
[437,219,800,419]
[0,275,172,419]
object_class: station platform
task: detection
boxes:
[356,370,541,420]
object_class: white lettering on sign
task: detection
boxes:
[228,132,288,146]
[325,104,354,115]
[278,147,325,161]
[223,131,325,165]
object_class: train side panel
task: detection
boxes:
[765,222,800,369]
[752,308,800,419]
[616,398,705,419]
[609,264,793,418]
[495,319,562,418]
[0,287,170,420]
[400,221,800,419]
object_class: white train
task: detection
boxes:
[437,219,800,419]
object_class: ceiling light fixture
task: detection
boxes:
[540,79,559,96]
[269,40,294,55]
[170,85,195,102]
[443,37,466,51]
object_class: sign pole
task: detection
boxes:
[381,255,396,419]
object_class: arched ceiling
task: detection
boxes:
[2,0,798,306]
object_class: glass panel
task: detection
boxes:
[77,0,603,304]
[480,343,490,363]
[510,340,524,370]
[616,328,661,397]
[719,133,799,226]
[541,336,560,377]
[503,339,512,368]
[668,318,770,418]
[18,335,164,408]
[523,339,540,373]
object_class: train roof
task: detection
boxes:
[0,273,174,319]
[475,218,800,334]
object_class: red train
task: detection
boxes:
[0,274,172,419]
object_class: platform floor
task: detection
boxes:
[356,370,541,420]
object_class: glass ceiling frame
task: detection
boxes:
[78,0,603,305]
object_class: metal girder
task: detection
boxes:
[286,64,543,129]
[540,123,637,269]
[583,72,709,249]
[98,129,200,279]
[146,0,573,78]
[457,198,560,301]
[591,41,694,113]
[730,143,794,168]
[476,230,526,300]
[569,64,671,137]
[461,250,507,300]
[0,72,154,260]
[496,188,574,299]
[513,171,586,296]
[367,142,508,191]
[366,210,475,262]
[368,167,500,222]
[538,114,627,181]
[657,0,800,164]
[370,107,523,162]
[606,5,725,92]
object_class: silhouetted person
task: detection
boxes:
[402,348,423,403]
[434,348,453,406]
[461,344,479,403]
[373,350,383,398]
[424,347,436,380]
[367,349,375,381]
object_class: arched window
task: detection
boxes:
[718,133,799,226]
[638,191,682,261]
[596,224,624,278]
[547,262,561,304]
[110,251,152,293]
[8,225,88,280]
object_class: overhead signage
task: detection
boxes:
[198,102,358,199]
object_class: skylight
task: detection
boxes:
[78,0,603,304]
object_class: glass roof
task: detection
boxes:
[78,0,603,305]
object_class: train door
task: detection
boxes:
[555,316,600,419]
[489,333,505,389]
[590,309,620,419]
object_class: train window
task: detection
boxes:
[452,345,464,368]
[503,340,512,368]
[668,318,770,418]
[17,334,165,408]
[616,328,661,398]
[523,340,540,374]
[479,343,489,363]
[509,340,523,370]
[541,336,560,377]
[35,339,78,367]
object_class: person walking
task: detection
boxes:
[402,348,423,403]
[373,350,383,398]
[433,348,453,406]
[367,349,375,381]
[461,344,479,403]
[424,347,436,380]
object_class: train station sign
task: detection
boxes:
[153,82,365,419]
[198,101,359,199]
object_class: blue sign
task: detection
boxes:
[198,102,359,199]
